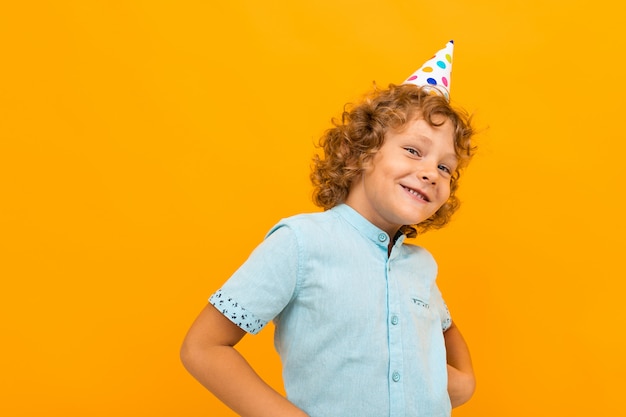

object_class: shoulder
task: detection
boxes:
[399,241,439,273]
[402,241,436,261]
[267,209,339,238]
[265,210,349,260]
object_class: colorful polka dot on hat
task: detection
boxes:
[403,40,454,100]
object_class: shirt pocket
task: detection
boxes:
[409,295,433,318]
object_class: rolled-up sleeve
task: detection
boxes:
[430,282,452,332]
[209,224,299,335]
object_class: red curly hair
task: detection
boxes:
[311,83,476,236]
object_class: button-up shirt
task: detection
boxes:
[210,204,452,417]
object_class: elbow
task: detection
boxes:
[464,373,476,403]
[179,338,190,370]
[179,335,198,373]
[450,372,476,408]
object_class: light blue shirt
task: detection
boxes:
[210,204,452,417]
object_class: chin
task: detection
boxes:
[406,210,435,225]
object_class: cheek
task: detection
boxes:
[440,182,452,200]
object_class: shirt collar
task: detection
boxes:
[331,204,406,249]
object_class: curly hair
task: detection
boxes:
[311,83,476,236]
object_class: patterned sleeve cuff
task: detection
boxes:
[209,289,267,335]
[441,302,452,332]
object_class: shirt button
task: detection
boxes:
[392,371,401,382]
[391,315,399,325]
[378,233,387,242]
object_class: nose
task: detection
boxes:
[418,162,438,185]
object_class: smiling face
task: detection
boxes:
[345,114,458,237]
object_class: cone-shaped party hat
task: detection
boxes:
[403,40,454,100]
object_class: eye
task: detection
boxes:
[438,164,452,174]
[404,147,421,157]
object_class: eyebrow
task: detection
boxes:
[412,135,458,162]
[443,152,459,162]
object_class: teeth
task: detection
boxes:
[404,186,426,201]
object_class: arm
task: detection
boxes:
[444,322,475,408]
[180,304,308,417]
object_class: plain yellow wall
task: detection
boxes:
[2,1,625,416]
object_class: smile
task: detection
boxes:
[402,185,430,202]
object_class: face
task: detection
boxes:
[345,115,458,237]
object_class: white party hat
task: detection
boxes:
[403,40,454,100]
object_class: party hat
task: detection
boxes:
[403,40,454,100]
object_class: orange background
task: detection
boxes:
[1,1,625,416]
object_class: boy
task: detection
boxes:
[181,41,476,417]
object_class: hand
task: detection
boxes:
[444,322,475,407]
